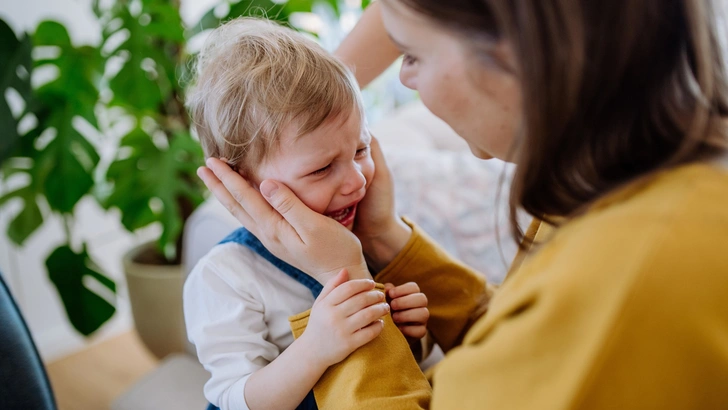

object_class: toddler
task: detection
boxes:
[184,18,430,410]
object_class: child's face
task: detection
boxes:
[256,109,374,230]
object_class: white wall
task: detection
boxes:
[0,0,217,362]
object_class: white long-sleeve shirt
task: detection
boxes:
[183,241,316,410]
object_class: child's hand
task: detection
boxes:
[385,282,429,341]
[300,269,390,367]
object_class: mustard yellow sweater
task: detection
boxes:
[293,162,728,409]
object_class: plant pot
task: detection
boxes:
[123,242,187,359]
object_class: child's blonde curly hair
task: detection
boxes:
[186,17,365,180]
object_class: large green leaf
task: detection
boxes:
[46,245,116,336]
[285,0,338,14]
[102,0,184,116]
[105,127,204,260]
[0,186,43,245]
[0,21,102,243]
[188,0,291,38]
[29,21,102,214]
[0,19,33,164]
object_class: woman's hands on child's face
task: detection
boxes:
[197,158,370,284]
[385,282,429,341]
[352,136,400,241]
[300,269,389,367]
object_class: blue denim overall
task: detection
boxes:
[206,227,320,410]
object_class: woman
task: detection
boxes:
[198,0,728,408]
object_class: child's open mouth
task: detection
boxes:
[325,203,357,227]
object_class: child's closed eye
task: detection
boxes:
[355,146,370,158]
[310,164,331,176]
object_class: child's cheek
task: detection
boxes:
[363,157,376,190]
[290,186,327,214]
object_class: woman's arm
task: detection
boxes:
[375,219,493,353]
[289,286,432,410]
[334,1,402,88]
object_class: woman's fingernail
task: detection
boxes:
[260,180,279,198]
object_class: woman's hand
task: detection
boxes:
[197,158,370,284]
[385,282,429,341]
[353,137,412,271]
[299,269,389,367]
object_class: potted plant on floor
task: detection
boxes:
[0,0,352,358]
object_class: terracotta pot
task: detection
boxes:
[123,242,186,359]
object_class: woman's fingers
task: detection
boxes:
[388,282,421,299]
[197,165,257,231]
[390,292,428,311]
[392,307,429,324]
[258,179,329,238]
[398,324,427,339]
[205,158,284,236]
[369,136,390,181]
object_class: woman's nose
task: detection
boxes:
[399,66,417,90]
[340,163,367,196]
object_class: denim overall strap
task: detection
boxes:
[219,227,323,299]
[206,228,320,410]
[205,390,316,410]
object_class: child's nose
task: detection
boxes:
[340,163,366,196]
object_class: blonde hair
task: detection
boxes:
[186,17,365,179]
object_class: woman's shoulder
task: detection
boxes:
[535,162,728,299]
[588,161,728,220]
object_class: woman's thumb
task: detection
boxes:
[260,179,309,223]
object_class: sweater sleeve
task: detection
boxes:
[289,283,432,410]
[375,218,495,353]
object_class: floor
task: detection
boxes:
[46,331,159,410]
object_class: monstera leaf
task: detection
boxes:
[47,245,116,336]
[189,0,289,37]
[0,20,115,336]
[100,0,184,116]
[104,127,204,260]
[0,19,33,164]
[0,21,102,244]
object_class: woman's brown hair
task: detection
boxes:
[399,0,728,245]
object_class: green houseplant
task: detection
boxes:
[0,0,366,347]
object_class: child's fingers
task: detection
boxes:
[316,269,350,302]
[350,319,385,350]
[337,290,386,317]
[388,282,420,298]
[346,302,390,333]
[326,278,377,306]
[390,292,428,311]
[392,307,429,325]
[398,324,427,339]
